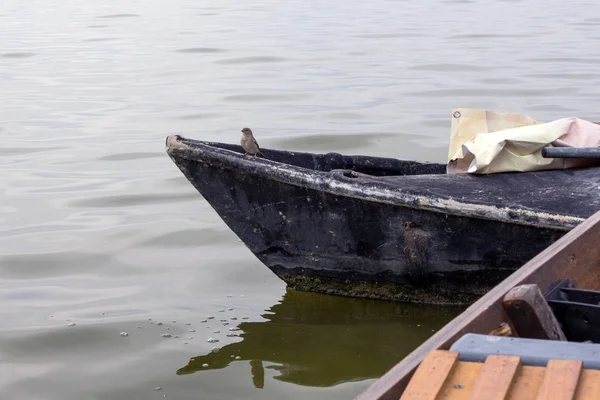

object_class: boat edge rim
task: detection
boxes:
[164,134,584,231]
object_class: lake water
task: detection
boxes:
[1,0,600,398]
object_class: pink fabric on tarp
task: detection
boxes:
[553,118,600,148]
[447,116,600,174]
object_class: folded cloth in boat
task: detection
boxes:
[447,108,600,174]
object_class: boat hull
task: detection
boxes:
[165,135,599,305]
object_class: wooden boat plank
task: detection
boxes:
[576,369,600,399]
[398,350,458,400]
[507,365,545,400]
[398,349,600,400]
[439,361,482,400]
[400,353,599,399]
[535,359,582,400]
[355,209,600,400]
[467,355,521,400]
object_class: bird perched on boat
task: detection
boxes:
[240,127,265,159]
[489,322,512,337]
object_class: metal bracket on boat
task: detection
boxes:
[544,279,600,342]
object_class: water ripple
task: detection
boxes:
[223,93,311,102]
[351,33,425,38]
[448,33,536,39]
[407,87,581,98]
[97,152,163,161]
[139,228,233,248]
[0,252,114,279]
[522,72,600,81]
[97,13,139,18]
[519,57,600,64]
[68,193,199,208]
[409,63,492,72]
[175,47,226,53]
[1,53,36,58]
[215,56,289,64]
[176,113,223,120]
[83,38,115,42]
[0,147,63,156]
[3,0,600,398]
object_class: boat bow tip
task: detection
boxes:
[165,134,190,152]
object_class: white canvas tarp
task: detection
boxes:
[447,108,600,174]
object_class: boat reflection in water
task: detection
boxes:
[176,289,461,388]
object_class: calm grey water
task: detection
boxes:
[2,0,600,398]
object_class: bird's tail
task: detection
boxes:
[257,151,266,158]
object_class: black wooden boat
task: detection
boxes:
[165,134,600,305]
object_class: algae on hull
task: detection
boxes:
[279,273,490,306]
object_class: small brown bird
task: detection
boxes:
[240,127,265,158]
[489,322,513,337]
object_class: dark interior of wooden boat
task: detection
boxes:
[194,139,448,177]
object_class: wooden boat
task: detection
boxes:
[355,208,600,400]
[165,134,600,305]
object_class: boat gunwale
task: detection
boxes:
[165,134,584,231]
[354,207,600,400]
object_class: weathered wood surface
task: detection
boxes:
[503,284,567,341]
[167,135,600,304]
[399,350,595,400]
[355,209,600,400]
[535,359,582,400]
[467,355,521,400]
[399,350,458,400]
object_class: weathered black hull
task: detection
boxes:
[165,135,600,305]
